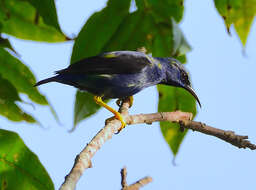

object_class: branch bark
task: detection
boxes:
[59,98,256,190]
[121,167,152,190]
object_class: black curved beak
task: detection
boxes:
[183,85,201,108]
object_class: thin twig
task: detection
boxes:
[178,120,256,150]
[60,98,255,190]
[123,177,153,190]
[121,167,152,190]
[121,167,128,188]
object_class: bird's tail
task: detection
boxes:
[34,76,57,87]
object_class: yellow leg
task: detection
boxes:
[116,96,134,108]
[94,96,126,131]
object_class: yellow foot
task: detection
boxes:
[94,96,126,133]
[115,112,126,133]
[116,96,133,108]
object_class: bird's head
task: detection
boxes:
[159,57,201,107]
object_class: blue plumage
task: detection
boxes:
[35,51,200,106]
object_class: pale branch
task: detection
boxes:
[178,120,256,150]
[127,112,256,150]
[59,99,131,190]
[121,167,153,190]
[60,98,256,190]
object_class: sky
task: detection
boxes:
[1,0,256,189]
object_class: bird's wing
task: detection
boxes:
[56,51,152,75]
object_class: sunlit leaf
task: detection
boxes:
[214,0,256,46]
[25,0,62,32]
[0,129,54,190]
[157,85,196,156]
[0,100,36,123]
[0,0,66,42]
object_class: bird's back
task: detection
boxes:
[35,51,166,99]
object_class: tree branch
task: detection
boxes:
[121,167,152,190]
[59,98,256,190]
[178,120,256,150]
[59,99,132,190]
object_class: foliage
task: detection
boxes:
[0,0,66,42]
[0,129,54,190]
[214,0,256,46]
[0,0,255,188]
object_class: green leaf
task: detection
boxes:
[171,19,191,55]
[0,48,47,105]
[103,11,155,52]
[71,91,101,131]
[71,0,131,129]
[0,129,54,190]
[135,0,184,22]
[0,74,36,123]
[214,0,256,46]
[152,19,191,57]
[0,100,36,123]
[0,36,18,55]
[0,48,58,123]
[157,85,196,156]
[0,0,66,42]
[71,0,131,63]
[104,12,189,57]
[24,0,62,32]
[0,74,20,102]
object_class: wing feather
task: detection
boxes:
[56,51,151,75]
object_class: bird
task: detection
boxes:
[35,50,201,132]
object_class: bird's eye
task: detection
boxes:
[181,71,187,79]
[181,71,190,85]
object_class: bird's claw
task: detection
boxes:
[115,122,126,134]
[116,96,133,108]
[115,112,126,134]
[105,113,126,134]
[116,99,122,107]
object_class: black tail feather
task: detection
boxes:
[34,76,57,87]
